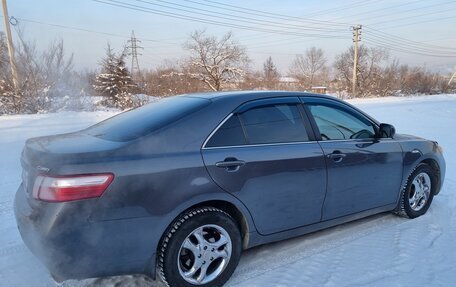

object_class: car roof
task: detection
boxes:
[181,90,338,103]
[181,90,380,126]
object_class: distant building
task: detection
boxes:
[278,76,300,90]
[311,86,327,94]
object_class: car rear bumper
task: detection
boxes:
[14,184,157,281]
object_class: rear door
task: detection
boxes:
[302,97,403,220]
[201,97,327,235]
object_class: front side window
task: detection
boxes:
[308,104,375,140]
[205,103,309,147]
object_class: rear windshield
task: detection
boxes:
[84,96,210,141]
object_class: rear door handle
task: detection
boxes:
[215,158,246,172]
[327,151,346,163]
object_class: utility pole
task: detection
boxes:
[1,0,19,91]
[352,24,362,96]
[127,30,143,81]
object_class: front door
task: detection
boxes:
[303,98,403,220]
[201,98,327,235]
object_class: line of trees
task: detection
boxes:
[142,30,454,100]
[1,30,455,114]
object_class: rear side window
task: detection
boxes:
[205,115,246,147]
[205,104,309,147]
[85,96,210,141]
[241,104,308,144]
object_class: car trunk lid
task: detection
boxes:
[20,132,126,199]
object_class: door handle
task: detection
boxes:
[215,158,246,172]
[215,160,246,168]
[327,151,346,163]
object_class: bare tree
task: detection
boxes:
[143,60,209,97]
[183,30,249,91]
[239,70,263,90]
[290,47,327,88]
[263,56,280,89]
[42,40,74,93]
[399,65,449,95]
[334,45,389,97]
[0,28,77,114]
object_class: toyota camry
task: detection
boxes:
[15,91,445,286]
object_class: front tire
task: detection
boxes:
[158,207,241,287]
[394,163,436,218]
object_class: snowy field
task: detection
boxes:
[0,94,455,287]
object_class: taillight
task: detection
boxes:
[32,173,114,202]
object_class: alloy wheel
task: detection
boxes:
[177,224,232,285]
[408,172,432,212]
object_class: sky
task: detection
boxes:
[3,0,456,74]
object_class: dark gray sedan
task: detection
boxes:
[15,91,445,286]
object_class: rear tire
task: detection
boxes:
[158,207,241,287]
[394,163,436,218]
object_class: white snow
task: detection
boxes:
[0,94,455,287]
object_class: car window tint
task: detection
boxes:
[84,96,210,142]
[240,104,308,144]
[205,115,246,147]
[308,104,375,140]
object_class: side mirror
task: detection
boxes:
[378,123,396,138]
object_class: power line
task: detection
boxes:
[363,38,456,56]
[363,37,456,58]
[300,0,386,18]
[328,0,427,21]
[372,14,456,29]
[364,27,456,52]
[368,3,456,26]
[362,34,456,55]
[246,35,347,50]
[92,0,352,38]
[246,50,300,56]
[337,0,453,24]
[3,16,181,44]
[113,0,349,34]
[92,0,456,59]
[7,1,456,62]
[137,0,348,33]
[184,0,353,26]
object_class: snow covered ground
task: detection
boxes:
[0,94,455,287]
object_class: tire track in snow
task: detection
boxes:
[0,244,27,258]
[346,215,446,287]
[0,200,12,217]
[228,177,456,286]
[227,214,408,286]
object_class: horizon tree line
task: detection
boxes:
[0,30,454,113]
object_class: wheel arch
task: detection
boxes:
[420,158,442,194]
[158,195,255,259]
[185,200,251,249]
[404,154,443,195]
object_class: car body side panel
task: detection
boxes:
[202,143,327,235]
[318,139,403,220]
[246,203,397,249]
